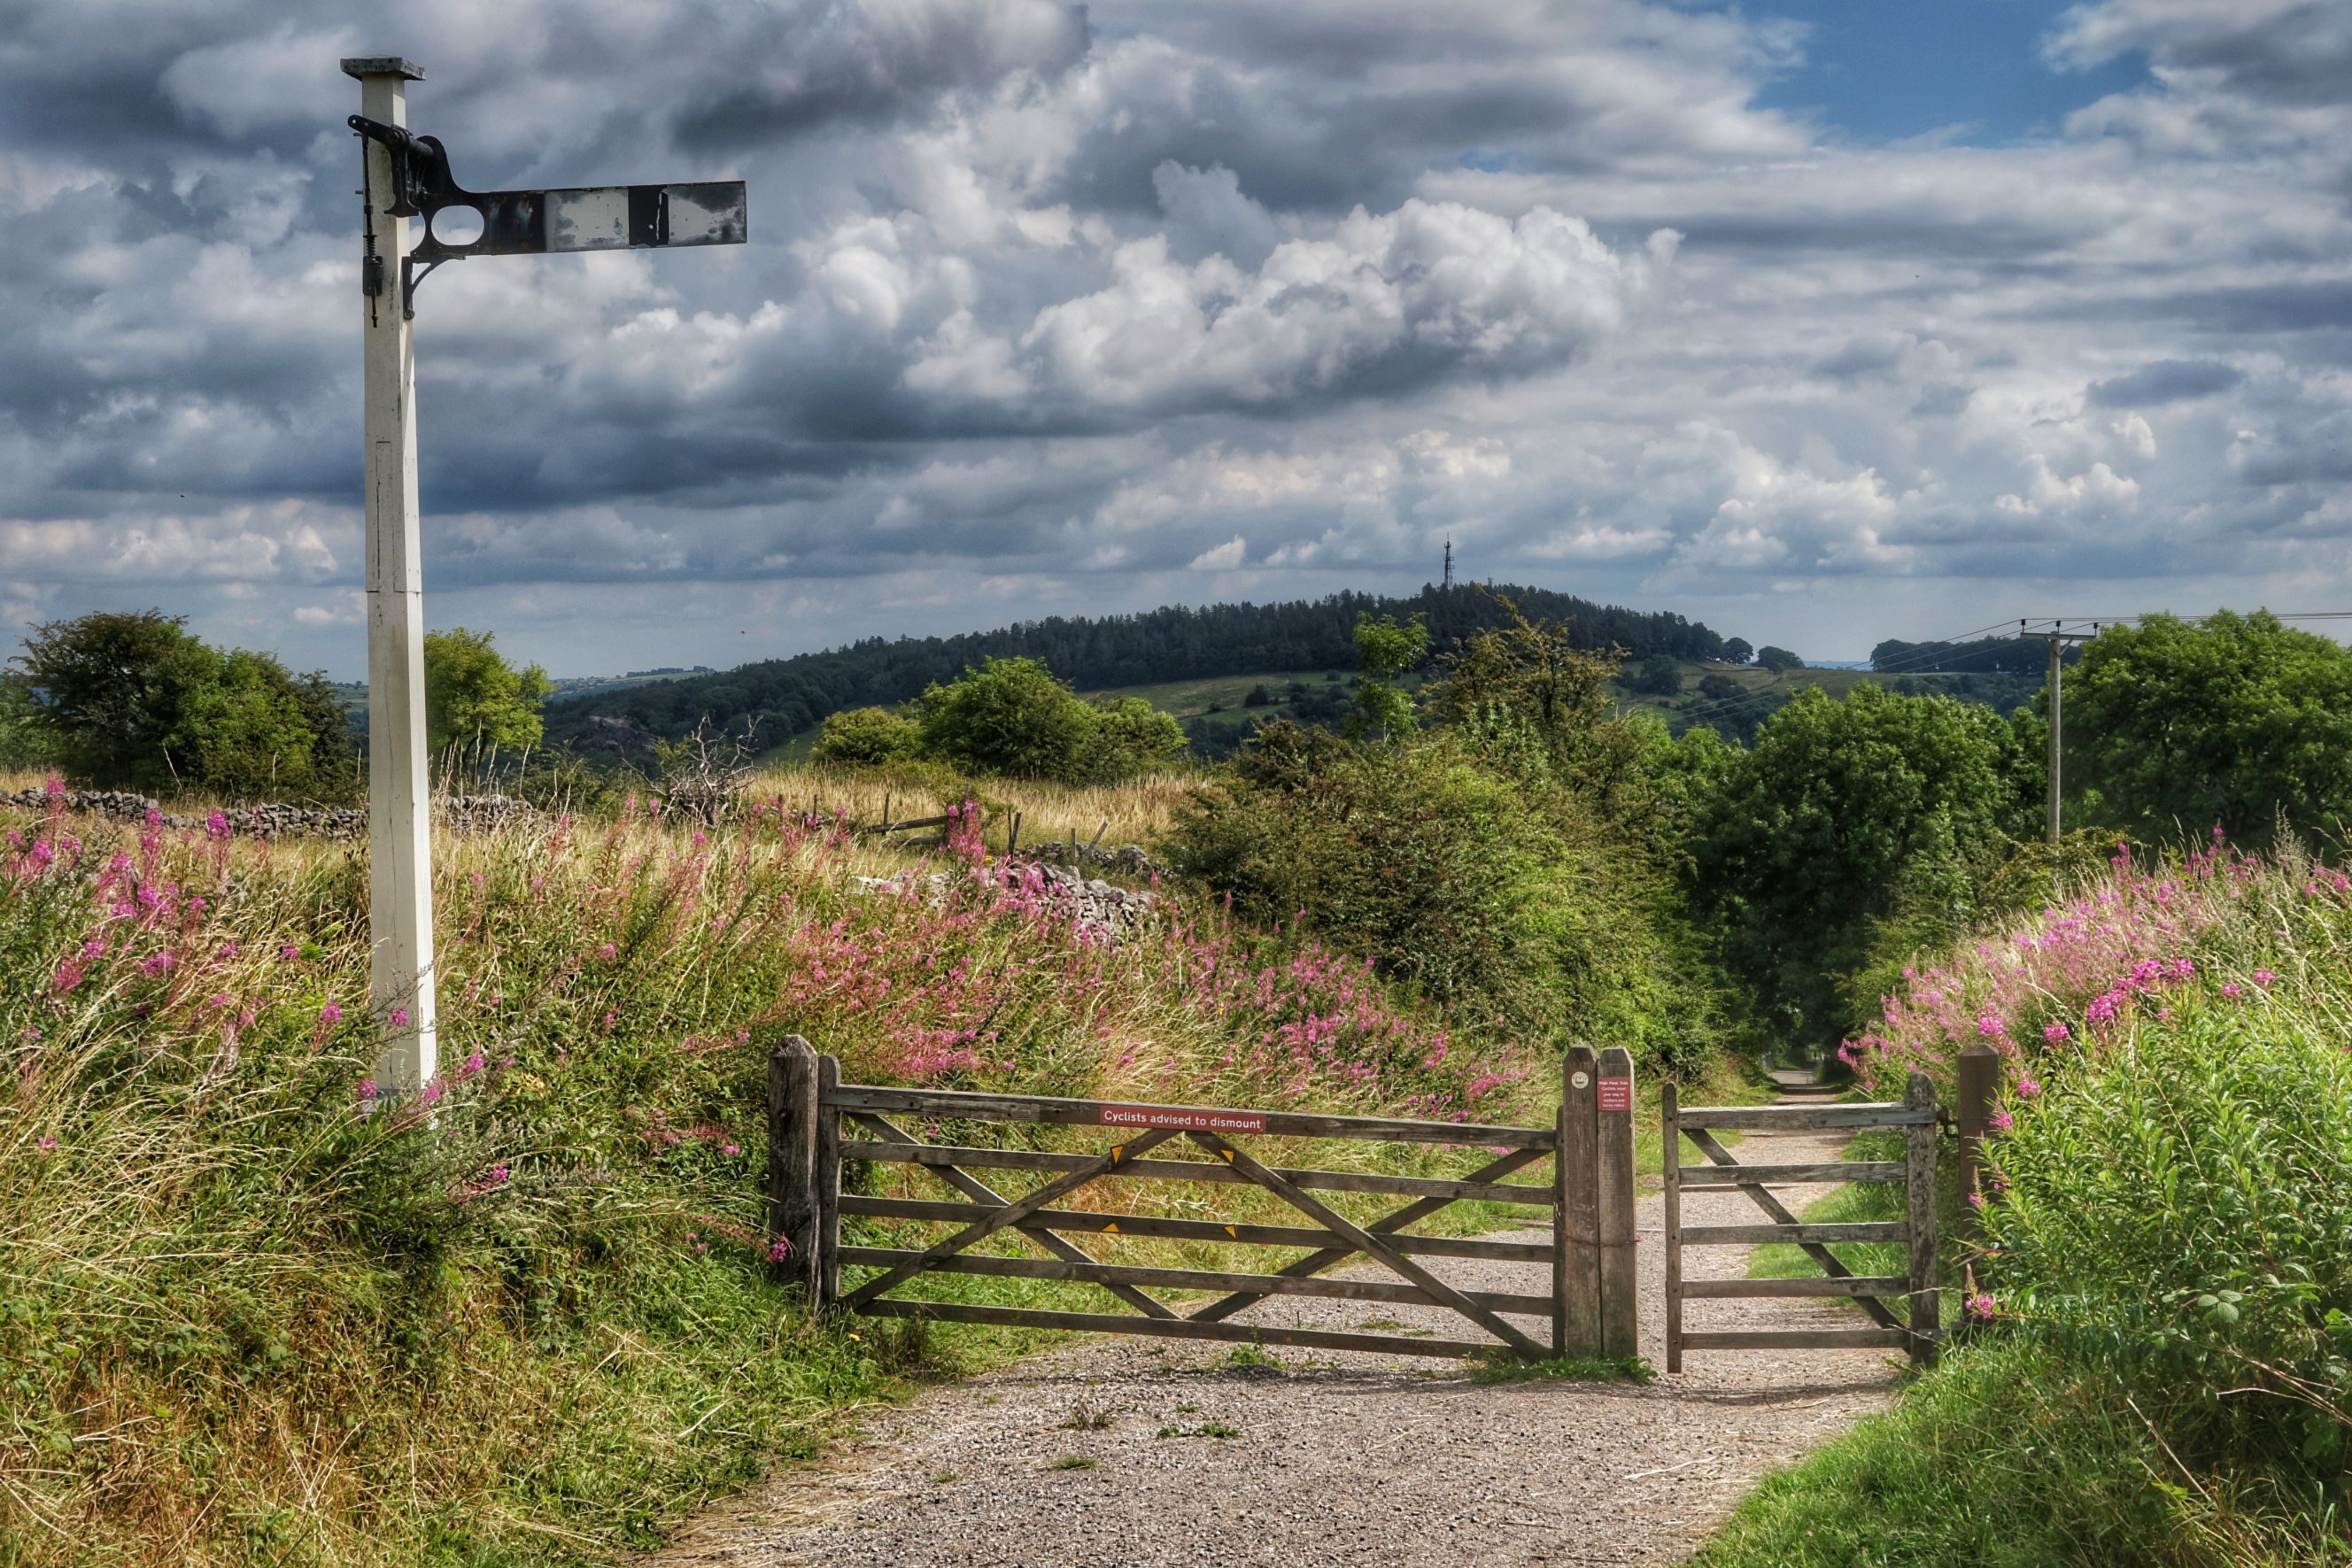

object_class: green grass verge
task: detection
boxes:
[1690,1340,2349,1568]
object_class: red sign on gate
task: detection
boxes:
[1099,1104,1268,1134]
[1596,1077,1632,1113]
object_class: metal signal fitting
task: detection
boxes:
[346,113,747,317]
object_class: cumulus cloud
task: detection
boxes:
[1188,535,1246,570]
[1002,200,1665,412]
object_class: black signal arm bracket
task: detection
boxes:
[351,115,747,320]
[349,113,484,315]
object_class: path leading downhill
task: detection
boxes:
[646,1121,1899,1568]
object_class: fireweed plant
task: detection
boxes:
[1761,831,2352,1562]
[0,783,1539,1564]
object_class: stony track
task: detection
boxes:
[646,1123,1899,1568]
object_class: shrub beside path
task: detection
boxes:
[646,1125,1899,1567]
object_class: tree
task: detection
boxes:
[0,678,44,769]
[1243,684,1273,708]
[915,657,1096,780]
[1346,614,1428,741]
[1697,673,1745,701]
[10,609,355,799]
[2065,611,2352,846]
[423,628,552,757]
[1755,645,1804,673]
[12,610,217,790]
[1689,684,2039,1044]
[1626,653,1685,696]
[810,706,922,766]
[1721,637,1753,666]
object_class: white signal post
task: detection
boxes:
[341,56,747,1101]
[348,58,437,1097]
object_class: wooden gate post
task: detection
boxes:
[1954,1041,1997,1235]
[1597,1046,1638,1360]
[1557,1045,1601,1357]
[1904,1070,1941,1365]
[766,1036,820,1300]
[1660,1081,1683,1374]
[815,1053,844,1310]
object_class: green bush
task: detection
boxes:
[1164,719,1725,1070]
[811,704,923,766]
[910,658,1184,784]
[1982,999,2352,1480]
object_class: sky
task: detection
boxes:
[1,1,2348,676]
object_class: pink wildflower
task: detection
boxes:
[319,1002,342,1025]
[2043,1023,2070,1044]
[2015,1076,2042,1100]
[2222,982,2242,1000]
[1990,1108,2014,1132]
[1966,1293,1997,1320]
[597,943,618,962]
[2251,969,2277,988]
[390,1007,411,1026]
[35,1135,58,1155]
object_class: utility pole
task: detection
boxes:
[2015,620,2098,846]
[342,57,745,1099]
[1442,538,1453,591]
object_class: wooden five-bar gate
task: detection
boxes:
[766,1037,1644,1362]
[1660,1072,1941,1370]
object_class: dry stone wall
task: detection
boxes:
[0,788,538,839]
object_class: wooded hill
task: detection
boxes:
[542,583,1729,750]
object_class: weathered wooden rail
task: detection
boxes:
[1660,1072,1941,1371]
[766,1038,1643,1362]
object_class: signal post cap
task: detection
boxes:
[341,58,425,81]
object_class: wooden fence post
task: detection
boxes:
[1557,1045,1600,1357]
[1597,1046,1638,1360]
[1954,1041,1997,1236]
[1661,1081,1683,1374]
[766,1036,820,1300]
[816,1053,843,1310]
[1905,1070,1941,1365]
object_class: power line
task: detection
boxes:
[1651,618,2024,732]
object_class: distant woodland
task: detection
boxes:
[540,583,1729,749]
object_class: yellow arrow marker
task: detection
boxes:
[1225,1224,1239,1239]
[1111,1145,1125,1162]
[1102,1222,1120,1233]
[1221,1148,1235,1162]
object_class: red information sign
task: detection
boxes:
[1099,1104,1268,1134]
[1596,1077,1633,1113]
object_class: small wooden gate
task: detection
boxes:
[1660,1071,1941,1371]
[765,1038,1642,1363]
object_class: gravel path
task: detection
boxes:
[646,1124,1897,1568]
